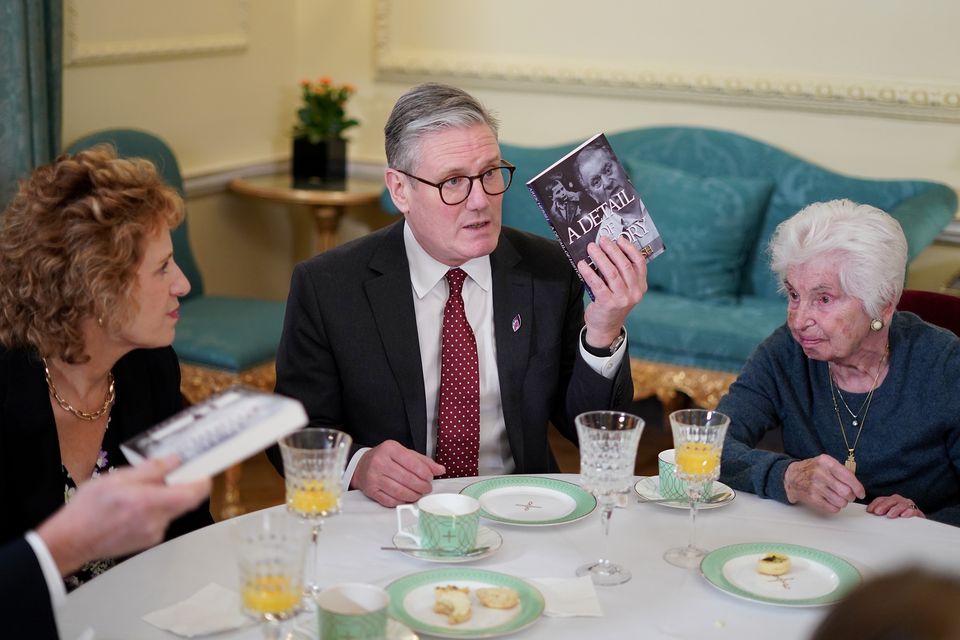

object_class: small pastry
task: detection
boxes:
[476,587,520,609]
[434,585,471,624]
[757,552,791,576]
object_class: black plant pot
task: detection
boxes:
[292,137,347,189]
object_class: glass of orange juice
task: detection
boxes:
[663,409,729,568]
[279,428,352,598]
[236,511,308,639]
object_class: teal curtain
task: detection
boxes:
[0,0,62,209]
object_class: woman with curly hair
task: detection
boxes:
[0,145,212,589]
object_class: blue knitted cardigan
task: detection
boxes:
[718,312,960,526]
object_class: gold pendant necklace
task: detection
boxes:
[827,348,887,475]
[43,358,115,421]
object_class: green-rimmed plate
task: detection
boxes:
[700,542,861,607]
[460,476,596,526]
[386,568,544,639]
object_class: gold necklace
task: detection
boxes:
[42,358,115,421]
[827,348,887,474]
[833,385,869,426]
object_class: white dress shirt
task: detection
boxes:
[343,224,627,483]
[25,530,66,610]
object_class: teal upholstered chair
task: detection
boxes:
[65,129,286,516]
[382,126,958,409]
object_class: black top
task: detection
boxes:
[0,345,213,571]
[0,537,59,639]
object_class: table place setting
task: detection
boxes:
[138,569,602,639]
[699,542,862,607]
[381,568,603,639]
[58,412,960,640]
[459,476,597,526]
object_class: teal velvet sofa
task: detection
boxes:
[384,126,958,408]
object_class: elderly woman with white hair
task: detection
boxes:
[718,199,960,526]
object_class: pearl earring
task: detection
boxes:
[870,318,883,331]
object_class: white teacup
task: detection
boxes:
[395,493,480,553]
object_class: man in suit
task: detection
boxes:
[1,456,209,639]
[275,83,648,507]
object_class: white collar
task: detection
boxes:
[403,222,492,299]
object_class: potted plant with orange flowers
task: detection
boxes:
[291,77,359,188]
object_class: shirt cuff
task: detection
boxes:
[342,447,371,490]
[24,530,66,610]
[578,326,627,380]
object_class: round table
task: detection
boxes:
[58,474,960,639]
[229,175,384,253]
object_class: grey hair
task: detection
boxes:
[769,199,907,319]
[384,83,500,173]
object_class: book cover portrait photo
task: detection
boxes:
[527,133,665,298]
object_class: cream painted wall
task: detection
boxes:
[62,0,960,301]
[63,0,297,174]
[63,0,302,300]
[316,0,960,188]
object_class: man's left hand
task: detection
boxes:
[578,235,648,349]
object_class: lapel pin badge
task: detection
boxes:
[511,314,522,333]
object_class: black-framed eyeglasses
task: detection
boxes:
[396,160,515,205]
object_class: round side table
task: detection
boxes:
[229,174,384,253]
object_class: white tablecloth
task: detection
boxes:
[58,474,960,640]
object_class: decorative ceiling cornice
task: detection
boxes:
[373,0,960,124]
[65,0,249,66]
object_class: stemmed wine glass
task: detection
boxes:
[278,427,352,598]
[236,511,309,640]
[663,409,729,568]
[575,410,644,585]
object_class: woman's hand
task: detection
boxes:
[867,494,925,519]
[784,454,865,514]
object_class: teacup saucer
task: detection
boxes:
[390,526,502,563]
[633,476,736,510]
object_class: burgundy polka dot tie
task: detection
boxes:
[435,268,480,479]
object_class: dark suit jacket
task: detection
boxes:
[0,537,60,639]
[273,221,633,473]
[0,346,213,550]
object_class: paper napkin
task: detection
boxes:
[142,583,254,637]
[528,576,603,617]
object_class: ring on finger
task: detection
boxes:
[907,502,917,510]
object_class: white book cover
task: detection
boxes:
[121,386,307,484]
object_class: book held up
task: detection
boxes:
[121,386,307,484]
[526,133,665,299]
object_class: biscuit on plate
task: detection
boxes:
[434,585,471,624]
[757,552,791,576]
[476,587,519,609]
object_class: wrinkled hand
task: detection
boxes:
[38,455,210,576]
[351,440,445,507]
[867,494,925,519]
[578,236,648,349]
[784,454,866,514]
